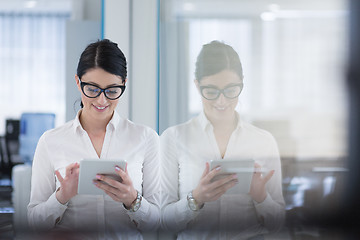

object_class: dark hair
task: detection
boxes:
[77,39,127,108]
[195,40,243,81]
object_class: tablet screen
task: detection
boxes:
[78,159,126,195]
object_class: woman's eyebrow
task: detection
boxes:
[201,83,241,88]
[106,83,124,87]
[224,82,242,87]
[86,82,123,88]
[201,84,218,88]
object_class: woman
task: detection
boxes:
[28,39,160,239]
[160,40,285,239]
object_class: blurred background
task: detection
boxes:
[0,0,353,239]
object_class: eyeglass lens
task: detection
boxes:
[82,84,124,100]
[201,85,242,100]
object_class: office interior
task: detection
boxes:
[0,0,357,239]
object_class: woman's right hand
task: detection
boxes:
[55,162,80,204]
[192,162,238,206]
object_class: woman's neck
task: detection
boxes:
[207,112,238,133]
[79,110,111,135]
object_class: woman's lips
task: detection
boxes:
[93,105,108,111]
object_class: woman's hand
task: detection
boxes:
[55,162,80,204]
[249,163,274,203]
[192,162,238,206]
[93,163,137,208]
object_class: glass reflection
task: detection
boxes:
[161,41,285,239]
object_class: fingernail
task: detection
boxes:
[93,181,98,185]
[96,174,101,180]
[215,166,221,171]
[115,166,121,172]
[232,174,238,179]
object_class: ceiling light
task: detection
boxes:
[25,1,37,8]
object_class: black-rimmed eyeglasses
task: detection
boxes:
[79,78,126,100]
[199,83,243,100]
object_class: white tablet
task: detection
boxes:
[209,159,255,195]
[78,159,126,195]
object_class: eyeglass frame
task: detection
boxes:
[199,83,244,100]
[78,78,126,100]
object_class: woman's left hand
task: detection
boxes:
[249,163,274,203]
[93,163,137,208]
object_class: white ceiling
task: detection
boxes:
[173,0,348,18]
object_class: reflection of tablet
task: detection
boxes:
[209,159,254,195]
[78,159,126,195]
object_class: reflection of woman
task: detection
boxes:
[161,41,285,239]
[28,39,160,238]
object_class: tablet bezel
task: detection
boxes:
[77,159,126,195]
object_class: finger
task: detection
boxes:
[94,180,130,203]
[209,173,237,189]
[96,174,131,194]
[74,167,80,178]
[115,166,132,185]
[65,162,78,176]
[253,163,262,176]
[262,170,275,183]
[74,162,80,170]
[96,174,122,189]
[213,178,238,195]
[65,165,72,177]
[93,179,118,195]
[55,170,64,183]
[200,162,210,179]
[70,163,80,179]
[203,164,222,183]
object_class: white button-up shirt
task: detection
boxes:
[160,111,285,240]
[28,111,160,239]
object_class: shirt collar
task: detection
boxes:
[197,110,243,131]
[72,109,121,133]
[197,111,211,131]
[109,111,121,130]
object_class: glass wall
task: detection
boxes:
[0,0,72,134]
[159,0,348,159]
[159,0,349,238]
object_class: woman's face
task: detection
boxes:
[76,68,125,122]
[196,69,242,122]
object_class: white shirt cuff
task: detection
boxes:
[47,192,68,224]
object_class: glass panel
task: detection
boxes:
[159,0,349,238]
[0,1,71,134]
